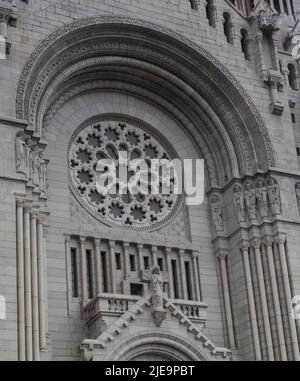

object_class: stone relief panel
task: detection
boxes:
[232,177,282,224]
[15,132,48,195]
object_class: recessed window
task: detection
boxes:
[185,261,193,301]
[71,248,78,298]
[223,12,234,44]
[189,0,198,11]
[297,147,300,156]
[130,255,136,272]
[291,113,296,123]
[86,249,93,299]
[130,283,143,296]
[158,257,164,272]
[101,251,108,293]
[144,256,150,270]
[240,29,250,61]
[171,260,179,299]
[115,253,122,270]
[288,63,297,90]
[206,0,216,27]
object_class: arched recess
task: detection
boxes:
[15,16,275,187]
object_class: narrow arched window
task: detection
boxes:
[190,0,198,11]
[240,29,250,60]
[206,0,216,27]
[288,63,297,90]
[223,12,233,44]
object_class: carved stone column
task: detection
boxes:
[165,248,174,299]
[79,237,87,303]
[123,242,130,280]
[152,246,158,268]
[179,249,188,300]
[94,239,102,295]
[240,241,261,360]
[24,203,32,361]
[217,250,236,350]
[37,215,46,351]
[137,244,144,272]
[16,199,25,361]
[31,212,39,361]
[264,236,287,361]
[276,234,300,361]
[251,238,274,360]
[64,235,72,317]
[109,241,116,294]
[193,252,201,302]
[43,226,48,335]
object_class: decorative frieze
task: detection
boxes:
[232,177,281,224]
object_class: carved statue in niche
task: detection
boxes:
[296,183,300,217]
[244,182,257,220]
[15,132,47,193]
[267,177,281,216]
[256,180,268,218]
[210,195,224,233]
[233,185,246,223]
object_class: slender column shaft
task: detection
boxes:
[37,218,46,350]
[279,0,284,13]
[252,240,274,360]
[152,246,158,267]
[265,238,287,361]
[138,244,144,271]
[286,0,292,15]
[256,34,266,73]
[270,0,275,9]
[193,253,201,302]
[166,248,174,299]
[0,21,8,38]
[276,237,300,361]
[64,235,72,317]
[94,239,102,295]
[123,243,130,280]
[109,241,116,294]
[218,253,236,349]
[179,250,188,300]
[79,237,87,303]
[31,213,40,361]
[43,232,48,334]
[241,244,261,359]
[24,207,33,361]
[16,201,25,361]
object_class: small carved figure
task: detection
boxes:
[150,266,164,311]
[16,132,27,174]
[267,177,281,216]
[256,180,268,218]
[210,195,224,233]
[233,185,246,223]
[244,182,257,220]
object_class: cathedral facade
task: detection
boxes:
[0,0,300,361]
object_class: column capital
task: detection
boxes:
[137,243,143,251]
[79,236,86,244]
[165,247,172,255]
[23,201,33,212]
[263,236,274,247]
[216,250,228,260]
[0,2,18,25]
[37,214,45,225]
[239,240,250,252]
[251,238,262,250]
[64,235,71,243]
[109,240,115,249]
[275,233,287,246]
[192,251,200,259]
[123,242,130,250]
[179,249,185,256]
[16,198,25,208]
[94,238,101,247]
[152,245,158,253]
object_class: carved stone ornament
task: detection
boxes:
[256,179,268,218]
[257,1,280,33]
[15,131,48,195]
[267,177,281,216]
[210,194,224,233]
[244,182,257,220]
[233,185,246,223]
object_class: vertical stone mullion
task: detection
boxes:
[179,249,188,300]
[79,237,87,304]
[64,235,72,317]
[123,242,130,280]
[109,241,116,294]
[16,199,25,361]
[137,244,144,272]
[37,217,46,351]
[94,239,102,295]
[165,248,174,299]
[193,252,201,302]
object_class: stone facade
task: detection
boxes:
[0,0,300,361]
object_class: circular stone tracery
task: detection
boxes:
[69,117,182,231]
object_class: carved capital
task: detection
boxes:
[109,240,115,249]
[64,235,71,243]
[16,198,25,208]
[94,238,101,247]
[37,214,45,225]
[239,240,250,252]
[152,245,158,253]
[275,233,287,246]
[192,250,200,259]
[0,3,18,26]
[263,236,274,247]
[216,250,228,260]
[123,242,130,250]
[179,249,185,256]
[79,236,86,245]
[165,247,172,255]
[251,238,262,250]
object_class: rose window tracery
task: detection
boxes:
[69,118,182,231]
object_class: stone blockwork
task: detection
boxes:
[0,0,300,361]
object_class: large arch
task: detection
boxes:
[15,16,275,187]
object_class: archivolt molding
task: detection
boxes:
[16,15,275,180]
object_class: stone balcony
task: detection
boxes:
[84,293,208,338]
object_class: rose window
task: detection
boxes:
[69,118,182,231]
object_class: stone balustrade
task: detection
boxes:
[170,299,208,326]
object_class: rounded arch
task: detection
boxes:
[15,16,275,186]
[108,331,210,361]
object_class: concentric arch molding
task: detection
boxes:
[15,15,275,168]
